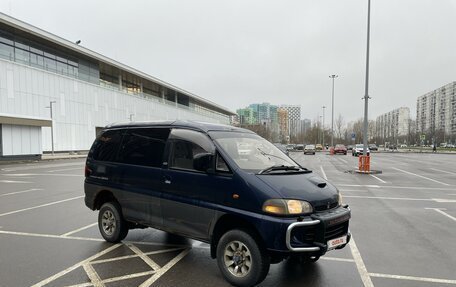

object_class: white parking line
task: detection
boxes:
[349,236,374,287]
[369,174,386,184]
[334,184,455,190]
[0,180,31,183]
[321,257,355,263]
[0,188,43,197]
[139,248,190,287]
[369,273,456,285]
[48,167,82,173]
[345,195,456,202]
[30,244,122,287]
[430,168,456,176]
[0,196,84,217]
[3,173,83,177]
[83,263,103,286]
[1,162,83,172]
[61,222,98,237]
[127,243,162,270]
[320,166,328,180]
[392,167,450,186]
[425,208,456,222]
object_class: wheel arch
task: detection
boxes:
[210,214,265,259]
[94,189,118,210]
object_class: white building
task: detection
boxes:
[416,82,456,141]
[0,13,234,159]
[375,107,410,143]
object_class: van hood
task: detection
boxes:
[255,172,339,210]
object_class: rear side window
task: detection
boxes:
[118,128,170,167]
[90,129,123,162]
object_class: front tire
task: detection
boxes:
[98,202,128,243]
[216,230,270,287]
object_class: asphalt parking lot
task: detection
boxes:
[1,152,456,287]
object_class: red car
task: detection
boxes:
[334,144,347,155]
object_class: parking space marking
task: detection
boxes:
[0,179,31,183]
[3,173,83,177]
[139,248,191,287]
[127,243,162,270]
[0,196,84,217]
[91,247,185,265]
[1,162,83,172]
[369,273,456,285]
[321,257,355,263]
[47,167,82,173]
[0,188,43,197]
[31,244,122,287]
[0,230,104,242]
[425,208,456,222]
[62,223,98,237]
[392,167,450,186]
[369,174,386,184]
[349,236,374,287]
[336,184,455,191]
[320,166,328,180]
[345,195,456,203]
[430,168,456,176]
[83,263,103,286]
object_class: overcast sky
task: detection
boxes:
[1,0,455,123]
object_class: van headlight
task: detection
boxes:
[338,192,343,205]
[262,199,313,215]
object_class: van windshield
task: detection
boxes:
[210,131,299,173]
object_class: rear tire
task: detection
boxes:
[98,202,128,243]
[216,229,270,287]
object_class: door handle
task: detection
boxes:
[163,175,172,184]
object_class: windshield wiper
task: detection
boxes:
[257,148,288,161]
[258,165,302,174]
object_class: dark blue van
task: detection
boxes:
[84,120,351,287]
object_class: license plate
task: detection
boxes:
[327,235,347,250]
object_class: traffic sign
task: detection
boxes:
[351,133,356,141]
[420,134,425,141]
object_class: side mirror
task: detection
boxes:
[193,153,214,172]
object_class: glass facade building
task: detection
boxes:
[0,13,234,158]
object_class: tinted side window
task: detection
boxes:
[169,129,214,171]
[118,128,170,167]
[90,129,123,162]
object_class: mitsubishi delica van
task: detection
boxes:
[84,120,351,287]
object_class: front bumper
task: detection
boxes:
[281,205,351,254]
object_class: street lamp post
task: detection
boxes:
[322,106,326,147]
[363,0,371,156]
[46,101,56,155]
[329,75,338,148]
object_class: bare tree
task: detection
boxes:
[335,114,345,142]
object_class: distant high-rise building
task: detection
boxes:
[249,103,278,124]
[416,82,456,140]
[375,107,410,143]
[277,108,289,141]
[236,108,257,124]
[279,105,301,138]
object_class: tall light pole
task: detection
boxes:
[329,75,338,147]
[46,101,56,155]
[322,106,326,147]
[363,0,371,155]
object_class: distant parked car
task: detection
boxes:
[295,144,304,151]
[286,144,295,151]
[352,144,370,156]
[315,144,323,151]
[304,144,316,155]
[399,144,408,148]
[334,144,347,155]
[368,144,378,151]
[274,143,289,156]
[347,145,354,151]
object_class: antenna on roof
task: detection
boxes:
[75,40,81,45]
